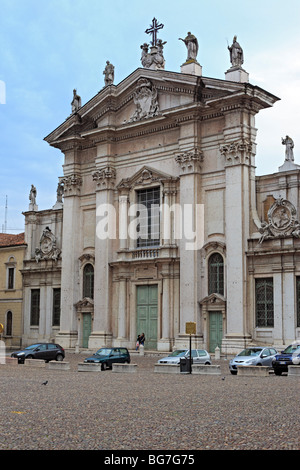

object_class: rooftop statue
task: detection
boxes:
[228,36,244,67]
[282,135,294,162]
[179,32,199,62]
[141,18,166,70]
[103,61,115,86]
[71,89,81,113]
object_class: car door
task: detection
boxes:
[109,348,120,366]
[34,344,48,360]
[260,348,272,366]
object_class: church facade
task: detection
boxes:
[21,26,300,353]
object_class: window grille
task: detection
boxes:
[30,289,40,326]
[136,187,160,248]
[83,264,94,299]
[208,253,224,296]
[255,278,274,327]
[52,288,61,327]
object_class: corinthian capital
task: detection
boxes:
[61,173,82,196]
[220,139,253,166]
[175,148,203,174]
[92,166,116,190]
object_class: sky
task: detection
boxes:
[0,0,300,233]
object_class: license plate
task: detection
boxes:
[280,361,286,365]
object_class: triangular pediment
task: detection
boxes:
[116,165,177,190]
[44,67,279,151]
[199,293,226,305]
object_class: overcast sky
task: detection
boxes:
[0,0,300,232]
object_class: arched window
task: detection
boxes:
[208,253,224,296]
[6,311,12,336]
[83,264,94,299]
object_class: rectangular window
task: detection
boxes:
[8,267,14,289]
[30,289,40,326]
[255,278,274,327]
[296,277,300,327]
[52,288,61,327]
[136,187,160,248]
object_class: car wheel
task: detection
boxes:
[56,354,64,361]
[205,362,210,365]
[274,369,282,376]
[230,370,237,375]
[26,355,33,359]
[101,362,107,371]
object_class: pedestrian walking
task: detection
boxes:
[136,335,141,351]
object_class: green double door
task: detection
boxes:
[136,285,158,350]
[209,311,223,353]
[82,313,92,348]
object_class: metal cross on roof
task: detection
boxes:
[145,17,164,46]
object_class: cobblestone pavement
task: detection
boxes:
[0,352,299,451]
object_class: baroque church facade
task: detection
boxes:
[21,24,300,353]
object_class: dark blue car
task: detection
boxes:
[272,343,300,375]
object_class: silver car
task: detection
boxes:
[229,346,278,375]
[158,349,211,365]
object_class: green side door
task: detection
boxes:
[82,313,92,348]
[209,311,223,353]
[136,285,158,350]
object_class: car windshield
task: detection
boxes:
[168,350,186,357]
[25,344,41,350]
[95,348,112,356]
[237,348,262,357]
[283,344,300,354]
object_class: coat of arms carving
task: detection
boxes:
[259,198,300,243]
[130,78,159,122]
[35,227,61,262]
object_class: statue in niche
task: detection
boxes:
[228,36,244,67]
[71,89,81,113]
[179,32,199,62]
[282,135,294,162]
[103,61,115,86]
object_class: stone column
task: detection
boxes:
[175,149,203,348]
[118,192,129,250]
[57,173,82,348]
[89,166,116,348]
[220,137,254,353]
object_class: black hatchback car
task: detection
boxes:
[84,347,130,370]
[11,343,65,363]
[272,343,300,375]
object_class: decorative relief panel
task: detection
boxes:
[35,227,61,263]
[129,78,159,122]
[259,198,300,243]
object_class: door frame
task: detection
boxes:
[133,281,161,350]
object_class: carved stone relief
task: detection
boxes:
[92,166,116,190]
[35,227,61,262]
[259,198,300,243]
[129,78,159,122]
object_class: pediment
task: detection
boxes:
[199,293,226,305]
[75,297,94,310]
[116,165,177,190]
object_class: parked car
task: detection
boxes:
[158,349,211,365]
[84,347,130,370]
[272,343,300,375]
[229,346,277,375]
[11,343,65,362]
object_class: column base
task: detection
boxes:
[174,334,204,351]
[88,331,113,349]
[55,331,78,349]
[221,333,252,355]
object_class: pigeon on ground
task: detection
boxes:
[42,380,48,385]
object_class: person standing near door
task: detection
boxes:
[139,333,145,347]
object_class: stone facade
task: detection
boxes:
[21,34,300,354]
[0,233,26,347]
